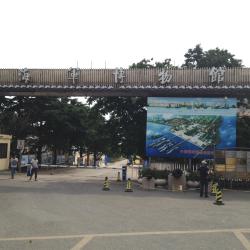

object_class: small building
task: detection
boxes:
[0,134,12,170]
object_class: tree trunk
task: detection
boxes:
[37,145,42,165]
[93,151,97,167]
[53,147,57,165]
[86,151,90,166]
[79,146,84,157]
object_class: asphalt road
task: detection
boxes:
[0,163,250,250]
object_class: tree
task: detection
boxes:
[130,58,155,69]
[0,96,90,164]
[87,96,147,158]
[28,97,90,164]
[183,44,243,68]
[0,97,34,154]
[182,44,204,68]
[130,58,175,69]
[84,108,111,166]
[202,48,243,68]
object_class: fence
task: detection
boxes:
[150,150,250,179]
[150,159,202,172]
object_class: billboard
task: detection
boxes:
[146,97,237,159]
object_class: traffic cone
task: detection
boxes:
[117,171,121,182]
[211,182,218,196]
[214,186,224,205]
[102,177,110,191]
[125,178,133,192]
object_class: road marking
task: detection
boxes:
[1,228,250,242]
[93,229,250,237]
[70,236,94,250]
[0,235,84,241]
[234,231,250,250]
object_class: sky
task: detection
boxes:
[0,0,250,69]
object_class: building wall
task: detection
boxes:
[0,134,12,170]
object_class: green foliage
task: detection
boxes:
[87,96,147,157]
[0,97,98,159]
[130,58,155,69]
[141,168,170,179]
[186,171,200,181]
[172,169,183,178]
[183,44,243,68]
[183,44,204,68]
[130,58,176,69]
[237,117,250,148]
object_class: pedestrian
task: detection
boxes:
[10,155,18,179]
[30,156,39,181]
[198,160,209,198]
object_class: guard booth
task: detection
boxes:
[0,134,12,170]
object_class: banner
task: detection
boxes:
[146,97,237,159]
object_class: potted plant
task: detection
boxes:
[138,169,169,186]
[141,168,155,190]
[172,169,183,178]
[168,169,186,191]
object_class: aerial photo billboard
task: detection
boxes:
[146,97,237,159]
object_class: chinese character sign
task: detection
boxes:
[158,69,172,84]
[18,68,31,83]
[209,67,225,83]
[113,68,126,83]
[68,68,80,83]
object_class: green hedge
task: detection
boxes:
[141,168,170,179]
[186,171,200,181]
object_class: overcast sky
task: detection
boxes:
[0,0,249,69]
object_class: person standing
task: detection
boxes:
[198,160,209,198]
[30,157,39,181]
[10,155,18,179]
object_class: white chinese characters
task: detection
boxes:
[209,67,225,83]
[18,68,31,83]
[158,69,172,84]
[68,68,80,83]
[113,68,126,83]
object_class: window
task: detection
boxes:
[0,143,8,159]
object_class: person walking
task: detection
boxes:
[10,155,18,179]
[198,160,209,198]
[30,157,39,181]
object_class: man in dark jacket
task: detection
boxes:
[198,160,209,197]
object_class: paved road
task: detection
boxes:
[0,162,250,250]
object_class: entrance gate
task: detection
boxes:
[1,67,250,97]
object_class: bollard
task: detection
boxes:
[102,176,110,191]
[117,171,121,182]
[125,178,133,192]
[214,186,224,205]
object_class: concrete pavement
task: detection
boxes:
[0,162,250,250]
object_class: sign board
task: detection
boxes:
[146,97,237,159]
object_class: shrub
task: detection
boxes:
[172,169,183,178]
[141,168,170,179]
[186,171,199,182]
